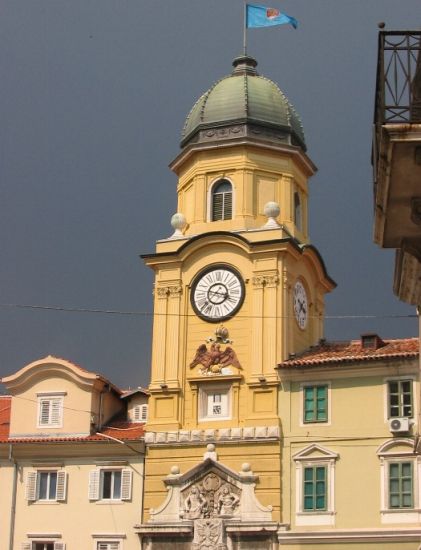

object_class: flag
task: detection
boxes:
[246,4,298,30]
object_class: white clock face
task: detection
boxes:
[191,266,245,322]
[293,280,308,329]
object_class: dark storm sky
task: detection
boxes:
[0,1,419,389]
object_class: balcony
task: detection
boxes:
[373,31,421,305]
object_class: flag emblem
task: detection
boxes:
[246,4,298,30]
[267,8,280,19]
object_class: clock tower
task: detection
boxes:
[140,55,335,530]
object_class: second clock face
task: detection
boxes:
[293,280,308,330]
[191,265,245,322]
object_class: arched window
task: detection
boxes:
[294,191,302,231]
[212,180,232,221]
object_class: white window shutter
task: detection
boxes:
[56,471,67,501]
[121,468,132,500]
[88,469,100,500]
[141,404,148,421]
[54,543,66,550]
[133,405,141,422]
[51,398,62,425]
[39,399,51,425]
[21,543,31,550]
[25,471,37,501]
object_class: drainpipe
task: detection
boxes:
[8,444,17,550]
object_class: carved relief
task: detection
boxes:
[183,474,240,520]
[252,274,279,288]
[189,327,242,375]
[156,284,183,298]
[192,518,226,550]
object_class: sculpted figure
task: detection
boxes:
[185,485,206,519]
[217,485,240,516]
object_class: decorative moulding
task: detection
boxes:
[144,426,280,445]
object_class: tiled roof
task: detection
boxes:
[0,412,144,444]
[278,338,419,369]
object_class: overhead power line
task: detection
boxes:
[0,302,417,320]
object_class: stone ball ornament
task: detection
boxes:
[170,465,180,475]
[169,212,187,238]
[263,201,281,229]
[264,201,280,219]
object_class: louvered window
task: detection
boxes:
[133,404,148,422]
[38,397,63,427]
[89,468,132,501]
[212,180,232,221]
[25,470,67,502]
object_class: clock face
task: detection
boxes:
[293,280,308,330]
[191,265,245,322]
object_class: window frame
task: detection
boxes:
[300,382,331,426]
[198,385,231,422]
[88,468,132,502]
[37,392,65,429]
[133,404,148,422]
[293,444,338,526]
[25,470,67,503]
[207,178,234,222]
[386,378,414,419]
[378,439,421,523]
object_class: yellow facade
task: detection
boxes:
[0,357,145,550]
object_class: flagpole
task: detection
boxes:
[243,1,247,55]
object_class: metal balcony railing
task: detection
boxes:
[374,31,421,126]
[373,31,421,188]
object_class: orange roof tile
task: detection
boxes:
[278,338,419,369]
[1,415,144,444]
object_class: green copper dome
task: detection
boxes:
[181,56,306,151]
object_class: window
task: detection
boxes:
[211,180,232,221]
[389,462,413,509]
[377,439,419,523]
[294,191,302,231]
[37,395,63,428]
[22,543,65,550]
[293,444,338,526]
[89,468,132,501]
[97,543,120,550]
[388,380,413,418]
[199,386,231,421]
[303,385,328,423]
[25,470,67,502]
[303,466,327,511]
[133,404,148,422]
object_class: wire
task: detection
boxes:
[0,302,417,320]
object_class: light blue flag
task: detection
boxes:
[246,4,298,29]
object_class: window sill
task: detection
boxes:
[30,500,61,505]
[295,511,335,526]
[381,509,421,524]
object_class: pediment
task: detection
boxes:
[377,438,414,456]
[149,455,272,525]
[293,443,339,461]
[166,458,247,492]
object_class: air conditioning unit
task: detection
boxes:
[389,417,410,433]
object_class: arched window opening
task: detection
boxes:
[294,191,302,231]
[212,180,233,221]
